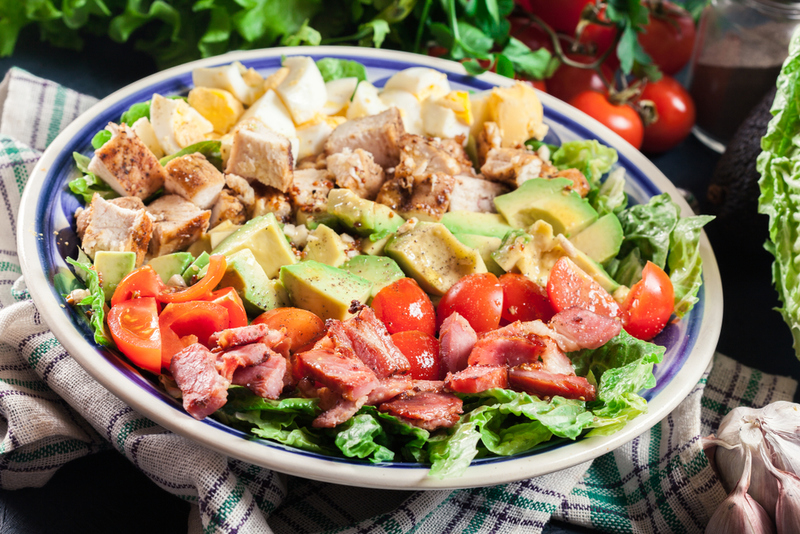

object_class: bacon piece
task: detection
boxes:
[476,321,576,375]
[297,349,379,401]
[549,307,622,350]
[209,324,290,356]
[313,396,368,428]
[366,375,414,405]
[410,380,446,393]
[467,335,546,367]
[445,365,508,394]
[314,320,356,357]
[216,343,271,381]
[508,367,596,401]
[343,307,410,378]
[379,391,463,431]
[231,353,287,399]
[439,312,478,374]
[170,343,230,420]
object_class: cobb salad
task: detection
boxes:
[63,56,711,478]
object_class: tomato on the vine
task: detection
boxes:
[620,261,674,340]
[638,1,695,76]
[547,54,614,104]
[516,0,594,35]
[509,15,553,53]
[569,91,644,149]
[640,75,696,153]
[547,256,620,318]
[578,7,619,70]
[107,297,162,374]
[436,273,503,334]
[498,273,555,323]
[391,330,441,381]
[372,278,436,337]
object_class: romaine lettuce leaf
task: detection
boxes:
[91,129,112,149]
[668,215,715,318]
[616,193,680,272]
[65,256,112,346]
[589,167,628,217]
[68,152,118,204]
[551,140,618,185]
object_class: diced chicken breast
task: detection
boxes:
[146,194,210,257]
[276,56,327,125]
[164,153,225,209]
[250,183,292,222]
[77,193,153,267]
[149,94,214,156]
[476,121,502,167]
[225,126,294,192]
[346,82,388,120]
[438,137,474,174]
[288,168,334,217]
[394,134,461,180]
[295,152,328,170]
[555,168,591,197]
[325,107,405,169]
[380,89,424,135]
[481,147,546,188]
[326,148,385,200]
[376,173,455,222]
[130,117,164,158]
[87,123,167,200]
[225,173,256,207]
[448,174,508,213]
[209,189,247,227]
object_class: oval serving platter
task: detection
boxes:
[17,46,723,490]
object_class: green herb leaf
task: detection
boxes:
[315,58,368,83]
[159,140,222,170]
[280,18,321,46]
[500,38,559,80]
[91,129,112,149]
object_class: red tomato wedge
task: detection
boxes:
[547,257,620,318]
[157,255,226,304]
[111,266,166,308]
[252,307,326,352]
[499,273,555,323]
[372,278,436,337]
[437,273,503,334]
[620,261,674,340]
[107,297,161,374]
[204,288,248,329]
[391,330,441,381]
[158,301,229,368]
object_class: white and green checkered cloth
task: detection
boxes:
[0,67,796,534]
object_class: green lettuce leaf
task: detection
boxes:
[589,167,628,217]
[334,413,395,462]
[91,129,112,149]
[668,215,714,318]
[551,140,618,185]
[65,256,112,346]
[616,193,680,272]
[315,58,368,83]
[68,152,118,204]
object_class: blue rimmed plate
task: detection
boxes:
[17,46,722,490]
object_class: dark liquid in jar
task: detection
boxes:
[690,62,782,143]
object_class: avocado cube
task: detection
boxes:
[186,234,212,257]
[183,252,210,284]
[569,213,624,264]
[208,220,241,249]
[327,189,404,240]
[303,224,350,268]
[147,252,194,283]
[441,211,514,240]
[385,222,487,296]
[360,234,390,256]
[454,233,505,276]
[220,249,289,315]
[280,260,373,321]
[94,251,136,300]
[341,255,405,298]
[494,177,598,237]
[212,213,297,279]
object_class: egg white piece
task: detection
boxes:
[150,94,214,156]
[322,77,359,115]
[383,67,451,101]
[192,63,262,106]
[296,116,346,160]
[421,98,470,140]
[379,89,423,135]
[131,116,164,158]
[346,82,388,120]
[276,56,327,125]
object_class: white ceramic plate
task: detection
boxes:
[17,46,723,489]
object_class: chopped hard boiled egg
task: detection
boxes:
[323,77,359,116]
[150,94,214,155]
[276,56,327,125]
[379,89,423,135]
[437,91,472,125]
[130,116,164,158]
[421,98,470,140]
[487,82,549,146]
[347,82,388,120]
[296,115,347,160]
[191,62,264,106]
[188,87,244,134]
[383,67,450,101]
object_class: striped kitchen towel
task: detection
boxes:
[0,67,796,534]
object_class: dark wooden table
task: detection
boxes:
[2,28,797,534]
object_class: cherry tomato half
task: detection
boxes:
[640,76,696,154]
[159,301,229,368]
[158,254,226,304]
[547,256,620,318]
[391,330,441,381]
[638,1,696,76]
[111,265,166,308]
[499,273,555,323]
[437,273,503,334]
[252,307,326,352]
[107,297,161,374]
[620,261,674,340]
[569,91,644,149]
[204,287,248,329]
[372,278,436,337]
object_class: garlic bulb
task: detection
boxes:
[706,450,776,534]
[709,402,800,516]
[760,447,800,534]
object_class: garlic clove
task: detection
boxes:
[759,445,800,534]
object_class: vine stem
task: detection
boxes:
[414,0,434,54]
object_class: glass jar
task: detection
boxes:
[686,0,800,152]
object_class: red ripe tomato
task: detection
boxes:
[436,273,503,334]
[159,301,229,368]
[578,7,619,70]
[620,261,674,340]
[499,273,555,323]
[252,307,326,352]
[372,278,436,337]
[509,16,553,52]
[569,91,644,149]
[391,330,441,381]
[640,76,696,153]
[547,55,614,104]
[111,265,166,307]
[516,0,594,35]
[203,288,248,329]
[638,1,696,76]
[547,256,620,318]
[157,254,226,304]
[107,297,161,374]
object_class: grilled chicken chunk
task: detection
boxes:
[555,168,591,197]
[476,121,502,167]
[448,174,508,213]
[394,134,461,180]
[250,182,293,222]
[438,137,474,174]
[481,147,556,188]
[288,168,334,217]
[164,153,225,209]
[209,189,247,227]
[225,125,294,192]
[146,194,210,256]
[325,107,405,169]
[224,173,256,207]
[377,173,455,221]
[87,123,167,199]
[76,194,153,267]
[326,148,385,200]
